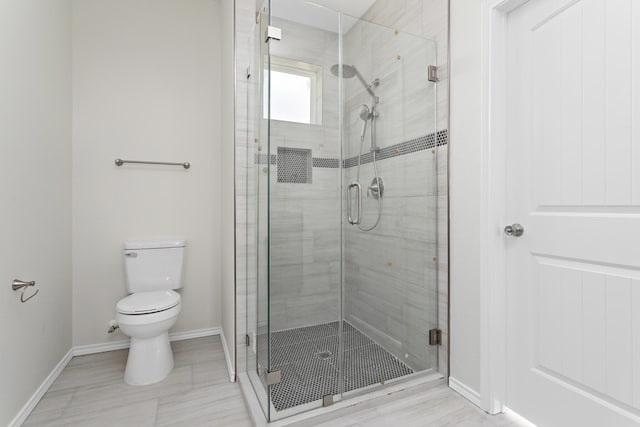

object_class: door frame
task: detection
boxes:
[478,0,530,415]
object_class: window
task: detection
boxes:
[264,57,322,125]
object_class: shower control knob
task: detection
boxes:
[504,223,524,237]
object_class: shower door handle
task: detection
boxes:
[347,182,362,225]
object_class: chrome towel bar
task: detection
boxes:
[115,159,191,169]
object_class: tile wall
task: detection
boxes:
[268,16,342,331]
[341,16,440,372]
[359,0,449,375]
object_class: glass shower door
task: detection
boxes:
[341,14,440,395]
[245,0,273,420]
[263,1,343,420]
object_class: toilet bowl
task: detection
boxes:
[116,290,181,385]
[116,240,186,385]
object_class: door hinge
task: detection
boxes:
[264,370,282,385]
[429,328,442,346]
[265,25,282,43]
[428,65,439,82]
[245,334,250,346]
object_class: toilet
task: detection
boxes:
[116,240,186,385]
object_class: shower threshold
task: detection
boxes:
[258,321,415,413]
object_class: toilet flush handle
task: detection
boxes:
[124,252,138,258]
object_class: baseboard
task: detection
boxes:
[169,327,221,342]
[8,349,73,427]
[72,327,221,356]
[448,376,482,408]
[220,328,236,382]
[72,340,130,356]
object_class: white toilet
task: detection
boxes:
[116,240,186,385]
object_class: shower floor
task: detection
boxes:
[259,321,414,412]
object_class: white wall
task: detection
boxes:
[449,0,482,393]
[72,0,223,347]
[0,1,72,425]
[220,0,236,378]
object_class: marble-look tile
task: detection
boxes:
[62,365,193,418]
[25,399,159,427]
[24,338,530,427]
[48,350,127,393]
[287,381,530,427]
[155,383,251,427]
[191,359,233,389]
[173,336,226,367]
[22,390,74,425]
[24,337,251,427]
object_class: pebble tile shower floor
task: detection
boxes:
[259,321,414,412]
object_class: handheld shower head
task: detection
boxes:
[359,104,370,140]
[359,104,370,121]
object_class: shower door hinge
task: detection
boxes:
[322,394,334,407]
[429,328,442,346]
[428,65,439,82]
[265,25,282,43]
[264,370,282,385]
[245,334,250,346]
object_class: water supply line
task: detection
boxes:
[107,320,119,333]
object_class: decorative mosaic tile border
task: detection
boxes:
[253,129,448,169]
[312,157,340,168]
[343,129,448,168]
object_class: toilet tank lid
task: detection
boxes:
[124,240,186,250]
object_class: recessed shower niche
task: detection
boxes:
[277,147,312,184]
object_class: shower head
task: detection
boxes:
[330,64,378,101]
[330,64,357,78]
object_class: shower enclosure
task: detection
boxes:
[239,0,442,421]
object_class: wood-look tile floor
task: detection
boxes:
[23,336,252,427]
[24,336,530,427]
[286,381,531,427]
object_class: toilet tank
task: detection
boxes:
[123,240,186,293]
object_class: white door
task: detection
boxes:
[506,0,640,425]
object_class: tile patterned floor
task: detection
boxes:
[259,321,414,412]
[23,335,532,427]
[23,336,252,427]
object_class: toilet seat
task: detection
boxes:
[117,290,180,315]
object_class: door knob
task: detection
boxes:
[504,223,524,237]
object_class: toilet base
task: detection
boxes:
[124,332,174,385]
